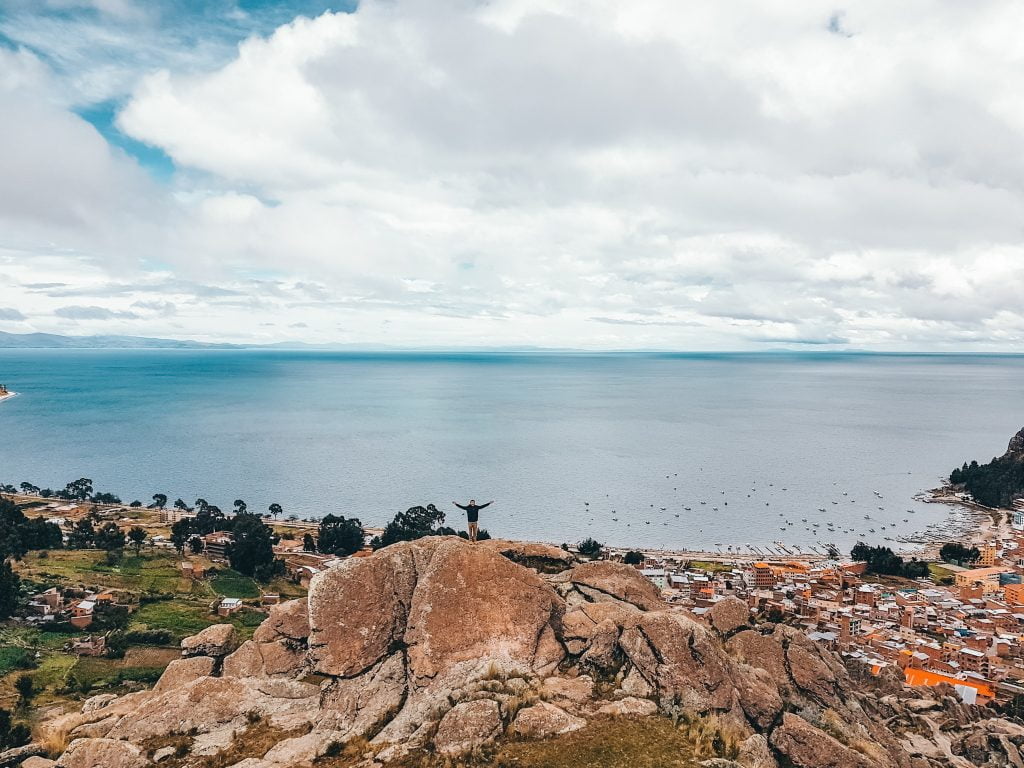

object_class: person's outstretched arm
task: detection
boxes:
[452,501,468,510]
[479,501,493,509]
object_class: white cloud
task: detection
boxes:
[2,0,1024,348]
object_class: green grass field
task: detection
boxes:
[928,563,956,583]
[210,571,260,599]
[3,547,305,712]
[16,549,188,594]
[129,600,264,641]
[686,560,735,573]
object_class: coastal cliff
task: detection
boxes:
[21,537,1024,767]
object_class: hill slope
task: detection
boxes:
[24,537,1024,768]
[951,426,1024,507]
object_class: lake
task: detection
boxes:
[1,350,1022,552]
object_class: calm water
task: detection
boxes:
[0,350,1022,552]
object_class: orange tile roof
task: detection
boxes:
[903,668,994,699]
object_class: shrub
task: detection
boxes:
[577,538,604,558]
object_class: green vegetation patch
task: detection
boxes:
[67,656,164,692]
[928,563,956,584]
[16,550,185,594]
[210,570,260,599]
[130,600,263,641]
[0,646,34,677]
[686,560,734,573]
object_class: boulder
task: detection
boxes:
[568,561,664,610]
[433,699,503,756]
[20,757,57,768]
[310,536,563,684]
[223,640,265,678]
[319,653,407,740]
[80,694,118,713]
[726,630,788,681]
[509,702,586,739]
[0,745,46,768]
[253,598,309,643]
[541,676,594,708]
[153,656,215,693]
[731,663,783,730]
[736,733,777,768]
[307,543,418,677]
[707,597,750,635]
[479,539,577,573]
[619,611,736,711]
[55,738,150,768]
[785,639,840,702]
[769,713,874,768]
[180,623,238,658]
[596,697,658,717]
[105,677,318,743]
[402,538,564,682]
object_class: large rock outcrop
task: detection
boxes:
[33,536,1024,768]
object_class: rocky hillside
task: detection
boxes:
[13,536,1024,767]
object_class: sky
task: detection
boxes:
[2,1,1024,349]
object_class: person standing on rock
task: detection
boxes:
[452,499,492,543]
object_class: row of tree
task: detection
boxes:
[939,542,981,566]
[850,542,929,578]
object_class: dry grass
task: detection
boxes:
[317,716,703,768]
[35,720,72,759]
[674,712,744,761]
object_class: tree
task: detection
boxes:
[67,518,95,549]
[318,514,365,556]
[188,536,204,554]
[940,542,981,566]
[151,493,168,509]
[302,533,317,552]
[0,707,30,750]
[269,503,282,520]
[623,550,644,565]
[14,675,33,708]
[233,499,248,516]
[0,497,59,559]
[850,542,926,578]
[577,538,604,559]
[19,482,38,495]
[227,513,276,579]
[950,453,1024,507]
[94,522,125,552]
[194,505,226,535]
[91,492,121,504]
[129,500,142,508]
[0,561,19,619]
[173,498,189,512]
[127,527,147,555]
[371,505,446,550]
[170,518,192,554]
[64,478,93,501]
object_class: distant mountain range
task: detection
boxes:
[0,331,244,349]
[0,331,586,353]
